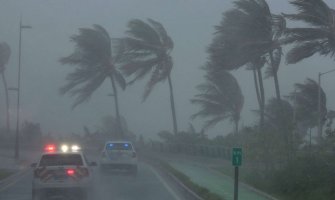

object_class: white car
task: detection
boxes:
[99,141,138,175]
[31,144,96,200]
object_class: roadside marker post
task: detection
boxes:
[232,147,242,200]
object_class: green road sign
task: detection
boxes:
[232,148,242,166]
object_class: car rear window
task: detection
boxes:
[106,143,133,150]
[39,154,83,166]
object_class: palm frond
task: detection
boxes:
[287,0,332,27]
[116,18,173,100]
[60,24,126,108]
[93,24,111,41]
[114,37,161,55]
[191,68,244,130]
[122,58,158,78]
[60,67,106,109]
[286,41,322,64]
[143,56,172,100]
[203,116,228,130]
[113,38,153,63]
[126,19,161,46]
[282,28,330,44]
[147,18,174,50]
[288,78,327,127]
[60,26,111,67]
[209,0,279,71]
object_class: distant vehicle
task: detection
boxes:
[99,141,138,176]
[31,144,97,200]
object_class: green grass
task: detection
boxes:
[0,169,13,180]
[159,161,224,200]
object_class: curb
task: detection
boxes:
[144,157,205,200]
[0,168,30,192]
[191,162,279,200]
[166,172,204,200]
[146,152,279,200]
[0,159,31,192]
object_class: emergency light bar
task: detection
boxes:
[44,144,82,153]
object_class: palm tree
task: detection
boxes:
[208,0,286,128]
[288,78,327,138]
[191,67,244,134]
[283,0,335,64]
[209,0,285,101]
[115,18,178,134]
[60,25,126,138]
[0,42,11,133]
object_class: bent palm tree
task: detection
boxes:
[209,0,286,101]
[60,25,126,138]
[0,42,11,133]
[284,0,335,64]
[208,0,286,130]
[288,78,327,138]
[115,18,178,134]
[191,67,244,134]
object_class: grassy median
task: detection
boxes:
[0,169,13,180]
[158,161,224,200]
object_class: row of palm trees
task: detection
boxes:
[60,20,178,138]
[191,0,335,136]
[60,0,335,138]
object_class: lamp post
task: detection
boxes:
[14,16,32,159]
[317,69,335,139]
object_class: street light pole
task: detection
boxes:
[14,16,31,159]
[318,72,321,139]
[317,69,335,139]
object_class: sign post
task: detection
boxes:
[232,148,242,200]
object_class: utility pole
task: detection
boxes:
[317,69,335,140]
[318,72,321,139]
[14,16,31,159]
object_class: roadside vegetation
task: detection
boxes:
[158,160,223,200]
[0,169,13,181]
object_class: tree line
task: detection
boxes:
[0,0,334,144]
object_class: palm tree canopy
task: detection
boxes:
[264,98,294,130]
[191,67,244,129]
[288,78,327,128]
[115,18,174,100]
[0,42,11,73]
[284,0,335,64]
[60,24,125,108]
[208,0,285,72]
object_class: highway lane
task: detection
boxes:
[0,162,181,200]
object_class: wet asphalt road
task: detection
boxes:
[0,162,181,200]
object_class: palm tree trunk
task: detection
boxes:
[273,72,281,100]
[168,74,178,135]
[257,68,265,129]
[253,69,261,109]
[1,73,10,133]
[235,118,239,135]
[269,52,281,100]
[110,76,123,139]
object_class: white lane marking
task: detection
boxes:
[147,164,182,200]
[0,170,30,192]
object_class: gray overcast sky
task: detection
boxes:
[0,0,334,139]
